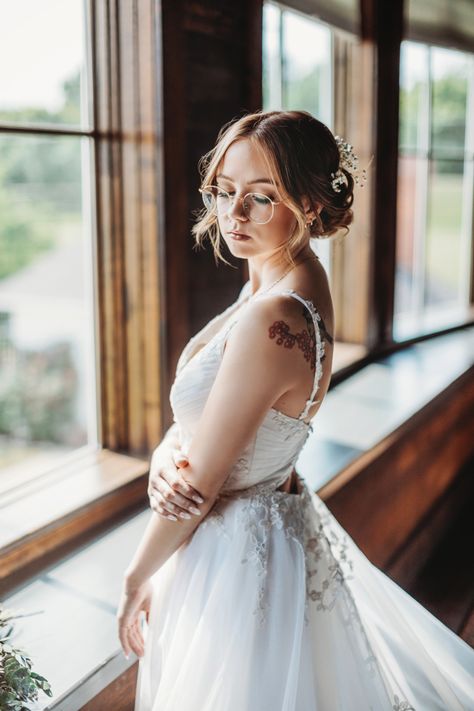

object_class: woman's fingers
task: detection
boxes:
[118,615,133,658]
[129,619,145,658]
[148,448,205,521]
[117,583,150,659]
[160,477,201,510]
[120,620,142,659]
[118,604,140,658]
[119,627,131,658]
[169,449,205,503]
[150,478,201,520]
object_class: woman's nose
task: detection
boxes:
[227,194,247,221]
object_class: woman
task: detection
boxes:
[117,110,474,710]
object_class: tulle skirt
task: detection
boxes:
[134,474,474,711]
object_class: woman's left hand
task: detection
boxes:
[117,577,153,659]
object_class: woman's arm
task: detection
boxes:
[124,484,219,588]
[154,420,181,454]
[148,419,206,520]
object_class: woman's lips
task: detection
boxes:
[229,232,251,240]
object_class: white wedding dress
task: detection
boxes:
[134,280,474,710]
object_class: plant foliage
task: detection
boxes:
[0,604,53,710]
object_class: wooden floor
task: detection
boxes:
[406,480,474,648]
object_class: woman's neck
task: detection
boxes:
[247,244,316,294]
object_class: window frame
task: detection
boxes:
[262,0,376,349]
[262,0,474,350]
[394,41,474,340]
[0,0,167,589]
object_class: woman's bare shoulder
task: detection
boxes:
[291,258,334,337]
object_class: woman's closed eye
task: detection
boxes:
[217,185,276,201]
[250,194,275,205]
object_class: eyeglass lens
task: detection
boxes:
[201,187,273,224]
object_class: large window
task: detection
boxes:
[263,2,332,125]
[395,41,474,340]
[0,2,98,481]
[262,1,374,361]
[263,2,333,274]
[0,1,164,581]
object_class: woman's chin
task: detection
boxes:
[226,237,253,252]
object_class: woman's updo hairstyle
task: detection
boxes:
[192,109,355,268]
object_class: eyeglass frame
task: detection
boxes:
[198,184,283,225]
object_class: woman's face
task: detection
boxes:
[214,138,301,261]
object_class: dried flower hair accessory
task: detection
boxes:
[330,135,368,193]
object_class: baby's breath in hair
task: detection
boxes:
[330,136,367,193]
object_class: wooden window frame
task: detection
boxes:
[394,41,474,340]
[1,0,167,590]
[275,0,474,353]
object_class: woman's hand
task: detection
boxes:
[148,444,205,522]
[117,577,153,659]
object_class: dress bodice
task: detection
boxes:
[169,280,326,496]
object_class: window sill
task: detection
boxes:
[298,324,474,499]
[0,448,149,592]
[2,505,150,710]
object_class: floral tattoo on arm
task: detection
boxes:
[267,306,333,371]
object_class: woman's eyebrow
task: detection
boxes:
[216,172,279,186]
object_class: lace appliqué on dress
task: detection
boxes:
[232,476,356,630]
[197,453,252,540]
[392,697,416,711]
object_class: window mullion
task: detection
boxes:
[459,55,474,307]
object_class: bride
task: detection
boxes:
[117,109,474,710]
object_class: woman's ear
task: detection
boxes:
[302,197,322,223]
[302,196,315,223]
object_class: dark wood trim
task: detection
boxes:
[470,175,474,306]
[79,660,139,711]
[245,0,264,113]
[386,457,474,591]
[0,122,94,136]
[274,0,360,36]
[323,366,474,568]
[364,0,405,348]
[332,33,375,346]
[0,449,148,592]
[94,0,128,451]
[160,0,264,426]
[330,313,474,385]
[93,0,165,455]
[161,0,190,426]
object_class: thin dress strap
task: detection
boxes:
[277,288,326,420]
[219,285,326,421]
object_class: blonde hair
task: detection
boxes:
[191,109,354,268]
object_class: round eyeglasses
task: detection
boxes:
[199,185,282,225]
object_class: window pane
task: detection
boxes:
[425,159,465,309]
[395,43,473,341]
[281,10,332,124]
[263,3,282,110]
[399,42,429,152]
[0,134,97,473]
[395,154,426,318]
[262,2,334,274]
[431,48,468,158]
[0,0,90,128]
